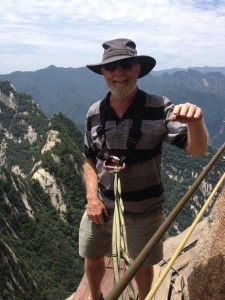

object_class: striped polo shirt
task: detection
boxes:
[84,88,187,214]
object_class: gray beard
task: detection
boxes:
[105,78,138,99]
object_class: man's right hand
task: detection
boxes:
[86,199,109,225]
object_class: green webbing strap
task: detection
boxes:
[112,167,136,300]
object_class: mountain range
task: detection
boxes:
[0,66,225,147]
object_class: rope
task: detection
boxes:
[112,166,136,300]
[145,172,225,300]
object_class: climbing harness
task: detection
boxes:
[96,89,145,165]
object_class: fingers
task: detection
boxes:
[103,207,110,217]
[91,213,105,225]
[86,201,109,225]
[170,102,203,123]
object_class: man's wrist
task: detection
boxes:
[86,200,103,210]
[86,195,100,203]
[187,118,205,129]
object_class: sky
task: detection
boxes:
[0,0,225,74]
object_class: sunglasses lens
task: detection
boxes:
[103,59,135,72]
[119,59,135,69]
[104,62,117,72]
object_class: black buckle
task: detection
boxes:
[127,128,142,146]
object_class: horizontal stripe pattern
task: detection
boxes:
[99,182,164,202]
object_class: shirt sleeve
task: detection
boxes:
[83,102,100,159]
[163,97,188,149]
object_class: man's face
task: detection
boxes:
[101,58,141,98]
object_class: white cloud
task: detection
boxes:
[0,0,225,73]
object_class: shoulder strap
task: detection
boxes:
[96,97,110,161]
[119,89,146,164]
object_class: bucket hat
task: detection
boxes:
[86,38,156,78]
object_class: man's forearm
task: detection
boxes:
[169,102,209,157]
[83,158,99,202]
[83,158,108,224]
[185,119,208,157]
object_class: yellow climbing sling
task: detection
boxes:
[104,156,136,300]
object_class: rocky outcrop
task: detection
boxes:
[32,168,66,214]
[0,89,17,109]
[187,186,225,300]
[41,130,61,154]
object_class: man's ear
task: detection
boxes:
[138,63,141,76]
[101,66,105,75]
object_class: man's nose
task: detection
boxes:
[114,64,124,73]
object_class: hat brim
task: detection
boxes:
[86,55,156,78]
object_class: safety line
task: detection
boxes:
[112,167,136,300]
[145,172,225,300]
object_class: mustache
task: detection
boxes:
[112,76,128,82]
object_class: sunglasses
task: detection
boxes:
[103,59,136,72]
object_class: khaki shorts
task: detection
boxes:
[79,209,164,265]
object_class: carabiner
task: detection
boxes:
[103,155,126,171]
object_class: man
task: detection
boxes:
[79,38,208,300]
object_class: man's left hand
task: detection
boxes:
[169,102,203,124]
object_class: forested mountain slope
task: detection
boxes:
[0,82,85,299]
